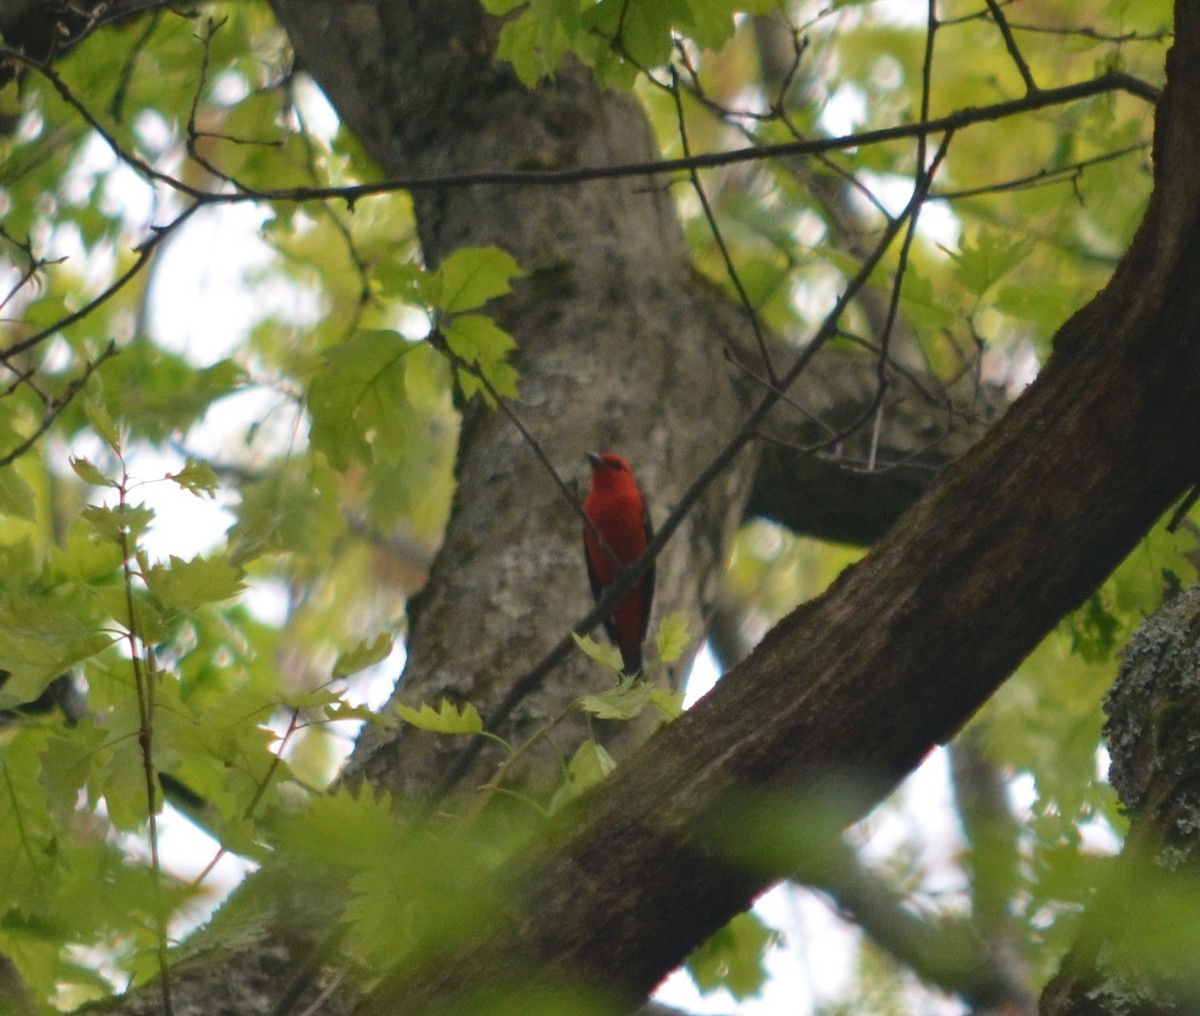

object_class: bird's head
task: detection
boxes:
[586,450,633,474]
[585,450,640,496]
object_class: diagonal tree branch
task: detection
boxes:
[984,0,1040,93]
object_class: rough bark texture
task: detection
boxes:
[1040,584,1200,1014]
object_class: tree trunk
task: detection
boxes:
[1040,582,1200,1014]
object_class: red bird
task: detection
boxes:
[582,451,654,675]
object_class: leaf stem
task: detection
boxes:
[116,455,174,1016]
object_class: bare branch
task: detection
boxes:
[984,0,1040,93]
[0,340,118,467]
[0,204,199,362]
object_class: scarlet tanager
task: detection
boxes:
[583,451,654,675]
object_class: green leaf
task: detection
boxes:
[431,246,525,313]
[655,610,689,664]
[95,345,246,443]
[167,457,220,498]
[272,784,399,870]
[80,503,155,545]
[0,729,57,906]
[579,675,652,720]
[0,595,112,693]
[144,553,245,612]
[572,631,624,673]
[227,461,344,567]
[649,686,685,722]
[395,699,483,735]
[480,0,527,14]
[92,585,171,644]
[493,2,580,87]
[0,538,40,593]
[333,633,395,678]
[281,685,342,711]
[373,257,427,304]
[679,0,744,50]
[45,518,123,585]
[309,330,413,471]
[324,700,389,724]
[1067,591,1121,663]
[898,265,958,332]
[442,314,520,404]
[340,809,505,970]
[70,456,114,488]
[568,738,617,790]
[686,912,777,1000]
[0,466,36,519]
[584,0,679,71]
[995,278,1078,335]
[549,738,616,813]
[948,227,1036,298]
[85,398,121,453]
[40,727,106,825]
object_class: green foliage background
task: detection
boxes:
[0,0,1188,1011]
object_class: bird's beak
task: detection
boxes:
[586,451,605,468]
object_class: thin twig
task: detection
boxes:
[31,57,203,196]
[723,349,841,440]
[294,966,347,1016]
[668,60,778,384]
[117,463,174,1016]
[108,8,163,123]
[16,44,1153,203]
[932,142,1148,201]
[190,706,303,889]
[936,9,1170,46]
[0,342,118,467]
[984,0,1039,93]
[185,17,246,190]
[917,1,938,180]
[856,2,942,472]
[0,225,63,315]
[0,203,199,362]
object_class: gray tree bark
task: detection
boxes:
[1041,581,1200,1014]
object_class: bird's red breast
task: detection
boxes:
[583,451,654,674]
